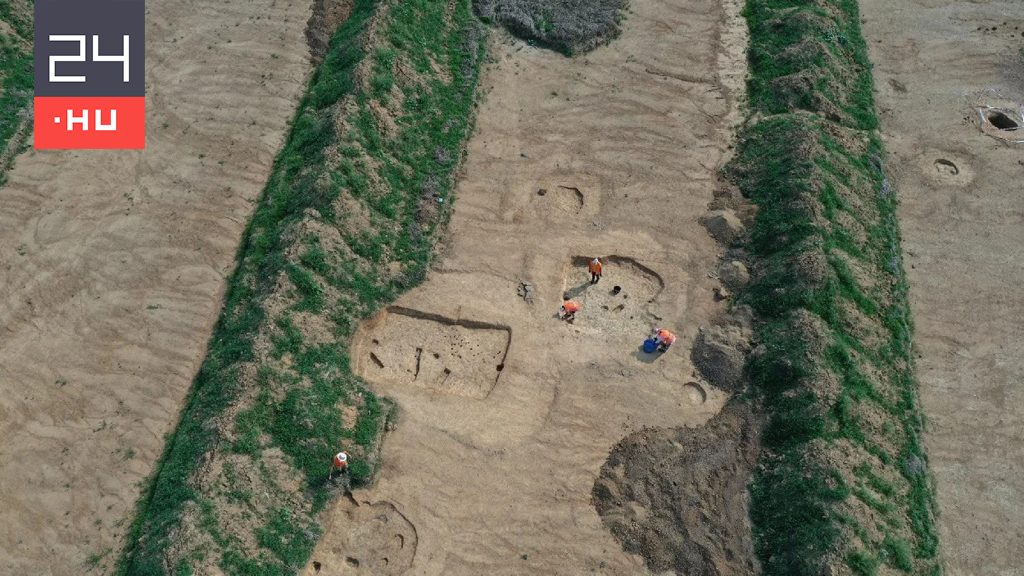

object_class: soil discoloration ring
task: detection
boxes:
[303,495,417,576]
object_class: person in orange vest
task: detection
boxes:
[588,257,603,284]
[329,450,349,480]
[653,328,677,352]
[560,298,581,321]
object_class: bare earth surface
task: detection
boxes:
[304,0,745,572]
[0,1,313,572]
[861,1,1024,573]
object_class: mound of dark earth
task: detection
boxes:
[474,0,627,55]
[592,401,762,576]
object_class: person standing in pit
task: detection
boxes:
[560,298,581,321]
[589,257,603,284]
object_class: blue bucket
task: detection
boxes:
[643,338,658,353]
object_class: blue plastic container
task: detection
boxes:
[643,338,658,353]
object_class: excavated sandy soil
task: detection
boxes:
[304,0,748,572]
[0,1,315,572]
[861,1,1024,573]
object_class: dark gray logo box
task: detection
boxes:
[35,0,145,97]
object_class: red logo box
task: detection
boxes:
[34,96,145,149]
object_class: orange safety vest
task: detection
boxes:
[333,452,348,469]
[657,329,677,345]
[589,259,603,274]
[562,300,580,313]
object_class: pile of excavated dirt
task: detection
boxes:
[473,0,627,54]
[307,0,356,64]
[593,400,762,576]
[691,306,755,393]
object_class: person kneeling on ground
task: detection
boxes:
[329,450,349,480]
[589,257,603,284]
[560,298,581,321]
[653,328,677,352]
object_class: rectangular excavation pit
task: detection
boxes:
[355,306,512,399]
[562,256,665,336]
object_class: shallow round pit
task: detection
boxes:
[934,158,959,176]
[682,382,707,405]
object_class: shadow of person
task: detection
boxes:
[563,281,590,300]
[632,345,661,364]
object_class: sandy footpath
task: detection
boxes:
[0,1,313,572]
[861,1,1024,573]
[303,0,746,573]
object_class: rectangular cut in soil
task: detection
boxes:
[356,307,511,399]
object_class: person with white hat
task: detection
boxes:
[588,257,603,284]
[329,450,349,480]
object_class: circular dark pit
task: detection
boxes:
[988,110,1019,130]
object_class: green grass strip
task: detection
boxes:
[0,0,33,183]
[730,0,941,574]
[116,0,486,573]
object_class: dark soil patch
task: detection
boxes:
[987,110,1019,130]
[593,401,763,576]
[306,0,356,64]
[473,0,627,55]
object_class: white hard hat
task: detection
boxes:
[336,452,348,461]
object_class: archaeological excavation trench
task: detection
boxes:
[354,307,513,399]
[302,0,752,572]
[0,0,956,572]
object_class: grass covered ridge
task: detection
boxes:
[729,0,941,574]
[0,0,32,181]
[117,0,485,573]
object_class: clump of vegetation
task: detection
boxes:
[0,0,33,182]
[474,0,627,55]
[729,0,941,574]
[117,0,486,574]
